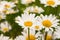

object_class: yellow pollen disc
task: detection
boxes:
[24,21,33,27]
[26,0,32,3]
[46,35,52,40]
[3,10,9,14]
[42,20,52,28]
[34,8,38,13]
[35,26,39,30]
[26,34,36,40]
[47,1,55,6]
[5,4,10,8]
[3,27,9,32]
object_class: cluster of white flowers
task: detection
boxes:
[15,13,59,40]
[21,0,60,7]
[24,6,44,13]
[0,0,60,40]
[0,1,18,20]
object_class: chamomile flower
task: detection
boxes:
[0,21,12,33]
[0,34,9,40]
[1,1,16,9]
[21,0,35,4]
[32,16,43,31]
[15,13,36,28]
[40,0,59,7]
[2,9,18,14]
[14,28,40,40]
[0,1,17,15]
[24,6,44,13]
[36,14,59,31]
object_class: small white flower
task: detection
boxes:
[0,34,9,40]
[15,13,36,29]
[36,14,59,32]
[24,6,44,13]
[32,16,43,31]
[21,0,35,4]
[40,0,59,7]
[2,9,19,14]
[1,1,16,9]
[0,21,12,33]
[0,1,17,20]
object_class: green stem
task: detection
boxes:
[52,31,54,40]
[28,28,30,40]
[45,32,48,40]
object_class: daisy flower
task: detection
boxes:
[0,1,16,9]
[32,16,43,31]
[14,28,40,40]
[21,0,35,5]
[0,34,9,40]
[0,21,12,33]
[15,13,36,28]
[40,0,59,7]
[2,9,19,14]
[0,1,17,16]
[36,14,59,31]
[24,6,44,13]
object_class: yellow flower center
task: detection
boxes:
[24,21,33,27]
[3,10,9,14]
[47,1,55,6]
[26,34,36,40]
[46,35,52,40]
[34,8,38,13]
[35,26,39,30]
[5,4,10,8]
[42,20,52,28]
[3,27,9,32]
[26,0,32,3]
